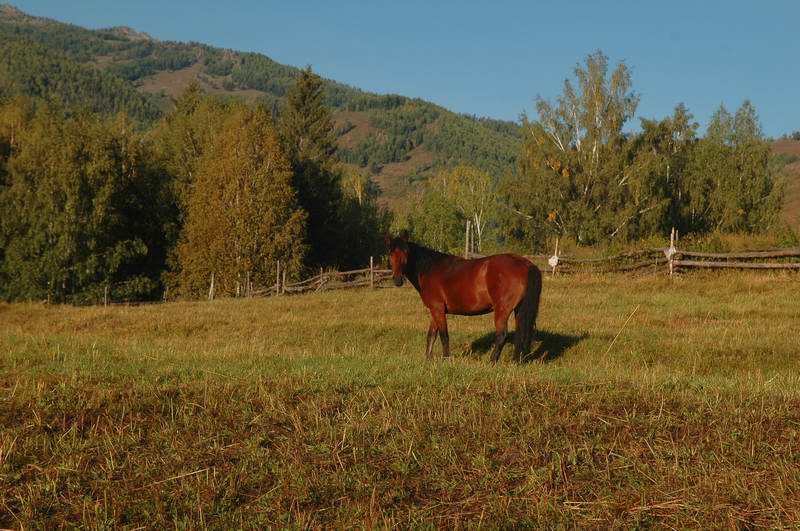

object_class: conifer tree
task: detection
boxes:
[280,67,343,267]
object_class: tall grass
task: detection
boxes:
[1,272,799,527]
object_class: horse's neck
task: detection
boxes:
[404,247,423,292]
[405,244,457,292]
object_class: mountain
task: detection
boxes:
[0,4,522,214]
[771,139,800,231]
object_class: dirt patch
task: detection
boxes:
[772,139,800,157]
[334,111,375,150]
[137,62,205,99]
[373,146,435,216]
[781,160,800,230]
[136,63,268,101]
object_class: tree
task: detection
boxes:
[338,167,392,267]
[280,67,343,268]
[177,104,306,298]
[0,100,166,302]
[150,84,233,284]
[406,165,497,253]
[407,190,463,254]
[504,51,640,246]
[685,101,780,233]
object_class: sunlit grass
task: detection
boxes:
[1,272,800,527]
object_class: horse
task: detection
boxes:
[385,231,542,363]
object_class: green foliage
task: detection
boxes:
[0,37,161,122]
[106,44,197,81]
[0,5,523,215]
[684,102,781,233]
[407,191,464,254]
[280,68,344,268]
[339,168,393,267]
[338,102,520,182]
[0,8,117,62]
[230,52,299,96]
[427,113,520,176]
[502,52,782,250]
[408,166,498,253]
[177,104,307,297]
[338,102,440,167]
[0,98,167,302]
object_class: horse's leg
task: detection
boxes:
[425,319,438,360]
[430,308,450,358]
[490,308,510,364]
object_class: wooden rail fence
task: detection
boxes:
[468,229,800,277]
[254,233,798,300]
[195,228,799,302]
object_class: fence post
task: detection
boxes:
[667,228,676,277]
[104,285,109,307]
[208,272,215,301]
[464,220,470,258]
[282,270,287,295]
[370,256,374,288]
[276,261,280,296]
[548,238,560,277]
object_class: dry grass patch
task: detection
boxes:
[2,273,800,527]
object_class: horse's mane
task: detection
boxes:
[389,238,459,291]
[407,242,456,274]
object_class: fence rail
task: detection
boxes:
[203,228,800,302]
[255,238,798,300]
[467,229,800,277]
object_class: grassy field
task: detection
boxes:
[2,273,800,528]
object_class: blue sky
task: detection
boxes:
[10,1,800,137]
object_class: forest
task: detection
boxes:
[0,70,391,303]
[0,6,794,303]
[409,53,788,255]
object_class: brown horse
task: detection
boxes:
[386,232,542,363]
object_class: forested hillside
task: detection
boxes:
[0,4,795,304]
[0,4,521,212]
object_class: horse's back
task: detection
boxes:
[426,253,535,315]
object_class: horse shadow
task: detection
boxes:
[463,329,588,363]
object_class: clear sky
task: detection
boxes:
[9,0,800,137]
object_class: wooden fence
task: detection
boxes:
[247,257,394,298]
[198,228,799,301]
[252,239,799,300]
[469,229,800,277]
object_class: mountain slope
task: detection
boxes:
[0,4,521,213]
[772,139,800,231]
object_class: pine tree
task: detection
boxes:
[280,67,343,267]
[177,104,306,298]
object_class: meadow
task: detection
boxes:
[2,272,800,528]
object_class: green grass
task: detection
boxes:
[2,273,800,528]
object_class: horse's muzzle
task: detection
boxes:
[393,275,404,287]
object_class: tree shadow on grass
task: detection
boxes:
[463,329,588,363]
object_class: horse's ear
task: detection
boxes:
[399,229,409,242]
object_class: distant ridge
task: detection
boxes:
[0,3,522,214]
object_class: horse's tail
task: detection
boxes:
[514,265,542,357]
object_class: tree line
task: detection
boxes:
[0,48,791,303]
[407,52,786,255]
[0,68,390,303]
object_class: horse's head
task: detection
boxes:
[384,230,410,287]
